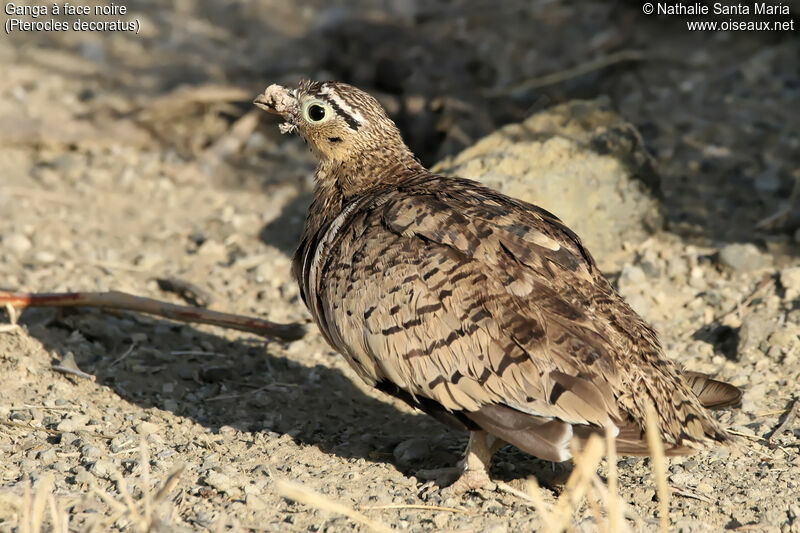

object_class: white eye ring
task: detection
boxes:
[302,100,333,123]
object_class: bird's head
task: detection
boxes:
[254,80,408,166]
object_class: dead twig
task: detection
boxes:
[669,485,712,503]
[178,109,261,181]
[755,170,800,229]
[713,273,775,326]
[483,50,646,97]
[361,503,467,514]
[0,324,20,333]
[109,343,137,368]
[768,398,799,443]
[0,290,305,341]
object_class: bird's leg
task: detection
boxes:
[441,430,504,495]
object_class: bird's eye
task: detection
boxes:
[302,100,333,124]
[308,104,326,121]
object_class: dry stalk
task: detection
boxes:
[21,480,32,533]
[645,402,670,533]
[524,475,555,525]
[548,434,606,533]
[88,440,185,532]
[273,478,391,533]
[605,427,622,533]
[362,503,467,513]
[768,398,798,442]
[483,50,645,96]
[30,474,53,533]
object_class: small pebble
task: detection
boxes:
[5,233,32,255]
[717,243,769,272]
[135,421,160,435]
[393,438,431,468]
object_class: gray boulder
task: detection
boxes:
[432,99,663,259]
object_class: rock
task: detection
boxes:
[481,523,508,533]
[199,366,234,383]
[72,466,93,485]
[779,267,800,302]
[616,264,651,317]
[10,410,32,422]
[737,311,777,357]
[38,448,57,463]
[135,421,160,435]
[196,239,227,261]
[432,99,663,258]
[80,445,103,460]
[767,323,800,351]
[203,470,237,495]
[789,503,800,520]
[432,512,449,529]
[34,251,56,264]
[245,492,269,511]
[89,460,115,479]
[56,414,90,433]
[717,243,770,273]
[696,481,714,494]
[618,264,647,290]
[4,232,32,255]
[393,438,431,468]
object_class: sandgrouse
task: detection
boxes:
[254,80,741,493]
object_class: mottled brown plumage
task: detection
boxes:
[254,80,741,490]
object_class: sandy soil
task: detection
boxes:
[1,1,799,531]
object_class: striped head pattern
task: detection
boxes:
[254,80,408,165]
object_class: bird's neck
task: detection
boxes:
[304,149,425,235]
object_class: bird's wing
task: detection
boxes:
[316,176,723,459]
[317,177,639,449]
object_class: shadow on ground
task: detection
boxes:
[20,307,568,487]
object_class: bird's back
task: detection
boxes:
[294,172,739,461]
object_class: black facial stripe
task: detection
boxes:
[319,95,361,131]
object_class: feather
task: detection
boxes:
[258,80,742,473]
[682,371,743,410]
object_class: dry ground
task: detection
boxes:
[1,1,799,531]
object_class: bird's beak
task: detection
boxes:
[254,84,299,134]
[253,93,276,112]
[253,84,295,116]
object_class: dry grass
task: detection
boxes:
[518,433,635,533]
[3,425,679,532]
[645,403,670,533]
[268,425,669,532]
[3,440,186,533]
[272,477,392,533]
[16,474,69,533]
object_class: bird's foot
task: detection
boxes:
[440,467,497,496]
[417,466,496,499]
[416,431,502,499]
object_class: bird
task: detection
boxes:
[253,80,742,493]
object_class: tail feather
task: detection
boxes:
[465,373,741,461]
[681,371,742,410]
